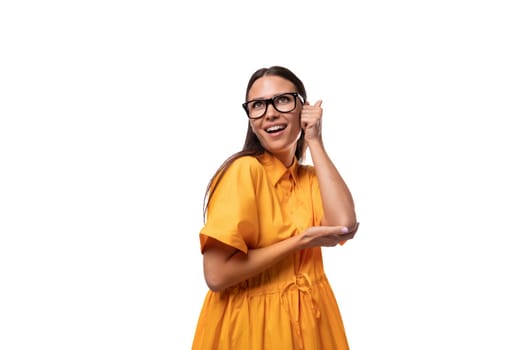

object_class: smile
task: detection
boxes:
[265,124,287,133]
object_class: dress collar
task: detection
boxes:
[257,152,299,187]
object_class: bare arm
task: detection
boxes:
[203,225,356,291]
[301,100,357,229]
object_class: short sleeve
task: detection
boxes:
[199,157,262,254]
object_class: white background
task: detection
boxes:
[1,1,524,349]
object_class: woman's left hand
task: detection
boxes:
[301,100,323,142]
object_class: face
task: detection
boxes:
[247,75,303,166]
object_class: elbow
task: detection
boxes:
[345,217,358,232]
[202,240,243,292]
[343,208,358,230]
[328,215,358,232]
[329,211,357,230]
[205,275,225,292]
[204,267,230,292]
[206,283,223,293]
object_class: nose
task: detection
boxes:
[264,102,279,119]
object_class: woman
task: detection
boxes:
[192,66,359,350]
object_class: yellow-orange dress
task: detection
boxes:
[192,152,349,350]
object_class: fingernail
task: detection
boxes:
[341,227,349,234]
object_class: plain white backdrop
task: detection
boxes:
[1,1,524,349]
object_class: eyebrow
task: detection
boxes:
[246,92,297,102]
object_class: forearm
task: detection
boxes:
[204,234,304,291]
[308,139,357,228]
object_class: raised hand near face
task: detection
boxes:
[300,100,323,142]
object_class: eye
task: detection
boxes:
[275,94,292,104]
[250,100,265,110]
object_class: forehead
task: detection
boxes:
[248,76,296,100]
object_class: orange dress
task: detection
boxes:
[192,152,349,350]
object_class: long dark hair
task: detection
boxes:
[202,66,308,220]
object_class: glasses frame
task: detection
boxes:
[242,92,304,119]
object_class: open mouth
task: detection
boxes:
[265,124,287,133]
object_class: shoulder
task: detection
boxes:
[230,154,262,169]
[221,155,266,183]
[227,155,265,174]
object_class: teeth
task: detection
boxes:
[266,125,285,132]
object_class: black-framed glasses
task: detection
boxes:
[242,92,304,119]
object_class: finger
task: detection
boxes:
[338,232,356,240]
[302,119,308,129]
[326,235,341,246]
[341,222,359,233]
[339,226,351,234]
[337,223,359,237]
[314,100,323,107]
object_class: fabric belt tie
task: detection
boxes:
[280,273,321,349]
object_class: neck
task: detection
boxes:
[272,152,294,168]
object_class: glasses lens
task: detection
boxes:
[273,93,296,113]
[246,100,266,119]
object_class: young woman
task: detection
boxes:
[192,66,359,350]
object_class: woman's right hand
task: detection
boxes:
[299,223,359,248]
